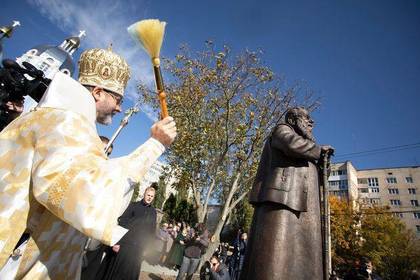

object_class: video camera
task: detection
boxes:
[0,59,50,130]
[0,58,50,102]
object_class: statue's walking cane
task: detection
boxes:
[127,19,168,119]
[322,151,333,280]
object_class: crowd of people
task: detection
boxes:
[81,208,395,280]
[155,225,249,280]
[164,228,408,280]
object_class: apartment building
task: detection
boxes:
[329,162,420,236]
[328,161,358,204]
[357,166,420,236]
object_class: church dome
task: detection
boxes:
[66,36,81,49]
[15,30,84,80]
[31,44,75,74]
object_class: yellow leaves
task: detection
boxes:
[330,197,420,276]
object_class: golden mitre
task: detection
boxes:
[78,47,131,96]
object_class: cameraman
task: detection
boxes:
[0,96,24,131]
[209,255,230,280]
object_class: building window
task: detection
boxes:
[393,212,403,218]
[368,177,379,186]
[370,198,380,205]
[414,212,420,219]
[417,225,420,233]
[388,188,399,194]
[406,177,414,183]
[39,62,50,72]
[408,188,416,194]
[411,200,419,207]
[359,188,368,193]
[390,199,401,206]
[386,177,397,184]
[371,187,380,193]
[329,181,338,187]
[339,180,348,189]
[329,180,348,189]
[358,178,368,184]
[331,170,347,176]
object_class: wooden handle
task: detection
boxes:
[153,65,168,119]
[159,91,169,119]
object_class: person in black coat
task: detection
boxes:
[209,255,231,280]
[176,223,210,280]
[230,233,247,280]
[98,186,157,280]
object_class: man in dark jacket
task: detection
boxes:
[176,223,209,280]
[98,186,157,280]
[209,255,231,280]
[231,233,247,280]
[241,107,334,280]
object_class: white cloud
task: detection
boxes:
[27,0,158,120]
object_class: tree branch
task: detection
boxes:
[229,190,250,213]
[203,178,216,217]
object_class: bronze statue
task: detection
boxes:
[241,107,334,280]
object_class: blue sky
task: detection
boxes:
[1,0,420,169]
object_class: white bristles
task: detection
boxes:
[128,19,166,64]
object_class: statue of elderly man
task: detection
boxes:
[241,107,334,280]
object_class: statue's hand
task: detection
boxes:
[321,145,335,156]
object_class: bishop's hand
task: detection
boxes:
[151,116,177,147]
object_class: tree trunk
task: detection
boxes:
[200,179,236,269]
[197,204,206,223]
[200,213,225,272]
[160,197,168,211]
[201,179,216,223]
[191,180,206,223]
[199,172,247,270]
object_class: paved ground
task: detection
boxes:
[139,272,176,280]
[139,261,201,280]
[140,261,177,279]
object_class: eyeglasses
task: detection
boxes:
[102,89,123,106]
